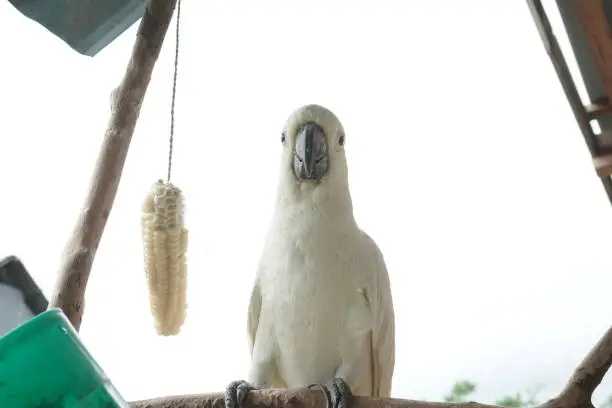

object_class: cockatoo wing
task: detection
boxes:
[365,235,395,398]
[247,281,262,355]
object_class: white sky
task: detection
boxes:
[1,0,611,405]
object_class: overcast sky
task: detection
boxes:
[1,0,611,405]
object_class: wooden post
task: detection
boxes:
[49,0,178,331]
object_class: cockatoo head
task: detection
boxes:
[279,104,348,189]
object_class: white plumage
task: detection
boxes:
[246,104,395,398]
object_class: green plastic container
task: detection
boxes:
[0,308,129,407]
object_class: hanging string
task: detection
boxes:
[167,0,182,182]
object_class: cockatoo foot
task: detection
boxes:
[308,377,353,408]
[225,380,257,408]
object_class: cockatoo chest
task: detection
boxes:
[261,221,359,311]
[257,220,373,384]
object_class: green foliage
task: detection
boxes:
[444,380,609,408]
[443,381,477,403]
[494,393,538,408]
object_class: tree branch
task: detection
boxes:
[129,325,612,408]
[556,325,612,406]
[48,0,178,330]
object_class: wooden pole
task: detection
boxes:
[49,0,178,330]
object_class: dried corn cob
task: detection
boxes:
[141,180,189,336]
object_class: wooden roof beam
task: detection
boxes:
[593,152,612,177]
[528,0,612,203]
[573,0,612,102]
[586,98,612,119]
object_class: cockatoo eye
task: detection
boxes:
[281,132,286,143]
[338,135,345,146]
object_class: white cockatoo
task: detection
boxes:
[225,104,395,408]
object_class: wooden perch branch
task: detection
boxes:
[48,0,178,330]
[130,389,500,408]
[130,325,612,408]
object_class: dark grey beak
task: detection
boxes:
[293,122,329,182]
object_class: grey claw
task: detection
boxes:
[329,378,352,408]
[308,383,333,408]
[308,378,352,408]
[225,380,256,408]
